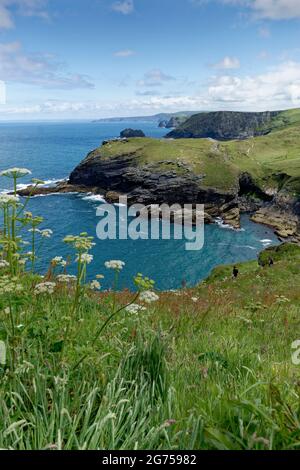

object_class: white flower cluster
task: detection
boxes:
[0,167,32,178]
[34,282,56,295]
[105,260,125,271]
[0,276,23,295]
[64,233,95,251]
[125,304,146,315]
[52,256,67,267]
[57,274,77,283]
[139,290,159,304]
[0,260,9,269]
[18,258,28,266]
[29,228,53,238]
[90,280,101,290]
[76,253,93,264]
[0,194,20,206]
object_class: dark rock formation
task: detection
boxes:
[69,151,235,209]
[166,111,281,141]
[120,129,145,138]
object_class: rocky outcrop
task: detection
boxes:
[17,137,299,239]
[120,129,145,138]
[69,151,236,210]
[166,111,281,141]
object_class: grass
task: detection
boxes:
[93,113,300,196]
[0,169,300,450]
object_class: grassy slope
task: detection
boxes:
[1,244,299,449]
[96,111,300,195]
[148,243,300,449]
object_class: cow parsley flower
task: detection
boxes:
[125,304,146,315]
[105,260,125,271]
[57,274,77,283]
[139,290,159,304]
[64,233,95,251]
[34,282,56,295]
[52,256,67,267]
[76,253,93,264]
[0,260,9,269]
[0,276,23,295]
[0,168,32,178]
[0,194,20,206]
[40,229,53,238]
[90,280,101,290]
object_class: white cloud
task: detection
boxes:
[112,0,134,15]
[137,69,176,87]
[193,1,300,20]
[212,56,240,70]
[0,0,48,29]
[3,61,300,118]
[250,0,300,20]
[114,49,136,57]
[0,41,94,89]
[207,61,300,108]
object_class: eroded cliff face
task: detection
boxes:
[69,151,235,207]
[68,148,300,237]
[166,111,280,140]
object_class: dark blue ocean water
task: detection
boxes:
[0,121,279,290]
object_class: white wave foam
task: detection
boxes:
[215,217,245,232]
[81,193,106,203]
[31,191,78,198]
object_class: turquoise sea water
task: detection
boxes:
[0,121,279,290]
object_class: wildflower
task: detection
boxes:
[51,256,67,267]
[90,280,101,290]
[0,168,32,178]
[64,234,95,251]
[34,282,56,295]
[57,274,77,283]
[105,260,125,271]
[40,229,53,238]
[134,273,155,290]
[0,260,9,269]
[31,178,45,185]
[76,253,93,264]
[139,290,159,304]
[18,258,28,266]
[0,276,23,295]
[0,194,20,206]
[191,297,198,303]
[125,304,146,315]
[275,295,290,304]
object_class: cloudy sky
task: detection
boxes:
[0,0,300,119]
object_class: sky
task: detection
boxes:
[0,0,300,120]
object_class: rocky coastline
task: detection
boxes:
[17,143,300,242]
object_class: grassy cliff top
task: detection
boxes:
[94,118,300,194]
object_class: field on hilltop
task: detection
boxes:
[97,116,300,195]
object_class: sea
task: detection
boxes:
[0,120,279,290]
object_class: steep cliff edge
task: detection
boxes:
[18,112,300,239]
[166,109,300,140]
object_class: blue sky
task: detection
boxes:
[0,0,300,119]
